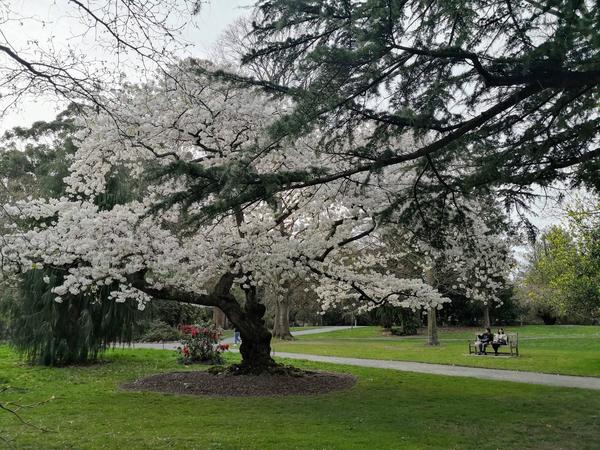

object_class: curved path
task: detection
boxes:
[222,325,363,344]
[270,351,600,390]
[131,326,600,391]
[132,326,361,349]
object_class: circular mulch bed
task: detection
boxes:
[121,370,356,397]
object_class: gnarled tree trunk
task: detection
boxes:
[237,313,274,373]
[216,280,277,374]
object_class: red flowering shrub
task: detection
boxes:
[180,325,199,336]
[177,323,227,365]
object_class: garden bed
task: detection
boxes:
[121,370,356,397]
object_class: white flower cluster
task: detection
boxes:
[0,61,510,316]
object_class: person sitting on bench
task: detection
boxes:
[474,328,493,355]
[491,328,508,355]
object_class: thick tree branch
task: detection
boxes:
[127,270,223,307]
[283,84,542,190]
[393,45,600,88]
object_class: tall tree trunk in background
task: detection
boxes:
[212,307,228,329]
[483,304,491,328]
[427,307,440,346]
[272,297,294,340]
[425,268,440,346]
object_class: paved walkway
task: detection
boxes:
[220,325,362,344]
[132,326,361,349]
[269,352,600,390]
[130,325,600,390]
[364,334,600,342]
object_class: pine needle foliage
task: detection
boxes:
[196,0,600,219]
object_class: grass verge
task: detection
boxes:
[1,345,599,449]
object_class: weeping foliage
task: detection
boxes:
[6,268,141,366]
[0,108,144,366]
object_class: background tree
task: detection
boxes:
[212,16,297,86]
[521,199,600,323]
[0,0,202,117]
[380,195,513,343]
[197,0,600,227]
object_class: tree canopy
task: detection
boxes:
[0,63,454,371]
[196,0,600,219]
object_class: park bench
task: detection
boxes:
[468,333,519,356]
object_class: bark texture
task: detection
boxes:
[217,283,276,374]
[212,307,228,329]
[483,304,491,328]
[424,268,440,346]
[272,297,294,340]
[427,307,440,346]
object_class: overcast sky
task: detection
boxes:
[1,0,253,131]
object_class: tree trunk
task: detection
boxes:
[427,307,440,346]
[272,297,294,340]
[217,282,277,374]
[237,318,274,373]
[424,268,440,346]
[131,270,277,374]
[212,307,228,329]
[66,299,82,360]
[483,304,491,328]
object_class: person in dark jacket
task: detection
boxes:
[474,328,493,355]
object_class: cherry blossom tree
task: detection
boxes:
[376,197,514,344]
[211,16,307,339]
[1,60,451,373]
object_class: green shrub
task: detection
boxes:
[143,300,210,327]
[138,320,181,342]
[390,320,420,336]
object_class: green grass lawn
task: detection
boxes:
[1,346,599,449]
[271,325,600,377]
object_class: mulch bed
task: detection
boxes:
[121,370,357,397]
